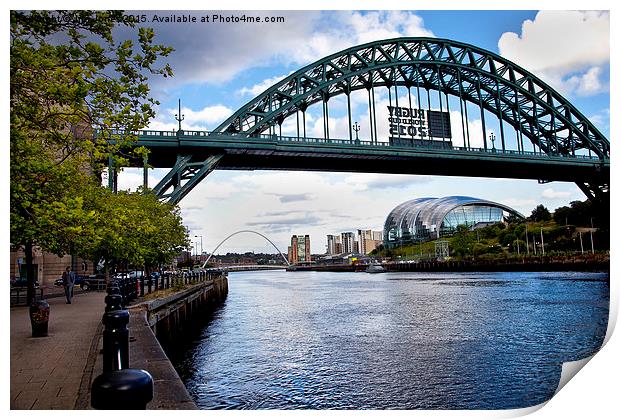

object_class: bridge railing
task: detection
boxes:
[135,270,224,298]
[95,128,604,161]
[249,132,602,161]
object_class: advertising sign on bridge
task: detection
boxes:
[387,106,452,148]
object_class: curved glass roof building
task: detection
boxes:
[383,196,523,248]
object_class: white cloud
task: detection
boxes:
[498,11,609,97]
[344,174,430,191]
[541,188,572,199]
[501,198,537,215]
[587,108,610,128]
[498,11,609,74]
[179,105,234,126]
[146,104,233,131]
[124,11,433,87]
[287,11,434,65]
[237,73,292,97]
[565,67,605,96]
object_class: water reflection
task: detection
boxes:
[171,270,609,409]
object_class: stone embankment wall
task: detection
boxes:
[126,274,228,409]
[146,274,228,348]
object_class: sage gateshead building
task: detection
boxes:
[383,196,523,248]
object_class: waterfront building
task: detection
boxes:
[341,232,356,254]
[326,234,342,255]
[328,235,343,255]
[290,235,311,263]
[357,229,384,255]
[10,247,92,285]
[383,196,523,248]
[288,245,295,264]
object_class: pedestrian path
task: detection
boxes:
[10,291,106,409]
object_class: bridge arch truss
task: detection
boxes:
[215,37,608,160]
[151,37,608,205]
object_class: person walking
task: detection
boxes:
[62,266,75,304]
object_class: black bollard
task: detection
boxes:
[102,309,130,372]
[107,285,121,296]
[118,278,127,303]
[104,294,124,312]
[140,276,145,297]
[91,368,154,409]
[132,277,138,300]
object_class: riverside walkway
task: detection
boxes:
[10,291,105,409]
[10,287,196,410]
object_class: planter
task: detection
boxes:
[29,300,50,337]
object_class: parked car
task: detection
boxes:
[53,275,87,288]
[82,274,106,291]
[10,277,39,288]
[112,271,144,280]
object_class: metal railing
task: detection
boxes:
[10,287,44,306]
[106,271,223,304]
[93,128,605,162]
[90,269,224,409]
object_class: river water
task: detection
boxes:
[170,270,609,410]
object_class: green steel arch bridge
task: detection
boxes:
[99,37,609,207]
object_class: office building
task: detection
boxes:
[341,232,356,254]
[289,234,311,263]
[357,229,384,255]
[326,234,344,255]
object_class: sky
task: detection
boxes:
[109,9,611,255]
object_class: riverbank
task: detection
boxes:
[291,255,609,273]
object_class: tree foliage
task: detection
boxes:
[450,225,475,257]
[11,10,173,245]
[529,204,552,222]
[552,200,595,227]
[10,11,182,299]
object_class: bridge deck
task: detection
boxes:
[102,130,608,183]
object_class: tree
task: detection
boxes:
[11,11,173,303]
[504,213,523,224]
[38,185,190,281]
[450,225,475,258]
[552,205,572,225]
[86,189,189,279]
[529,204,552,222]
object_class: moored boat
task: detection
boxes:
[366,262,387,273]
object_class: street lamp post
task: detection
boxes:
[194,235,203,261]
[489,132,496,151]
[352,121,360,141]
[175,98,185,132]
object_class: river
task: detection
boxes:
[169,270,609,410]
